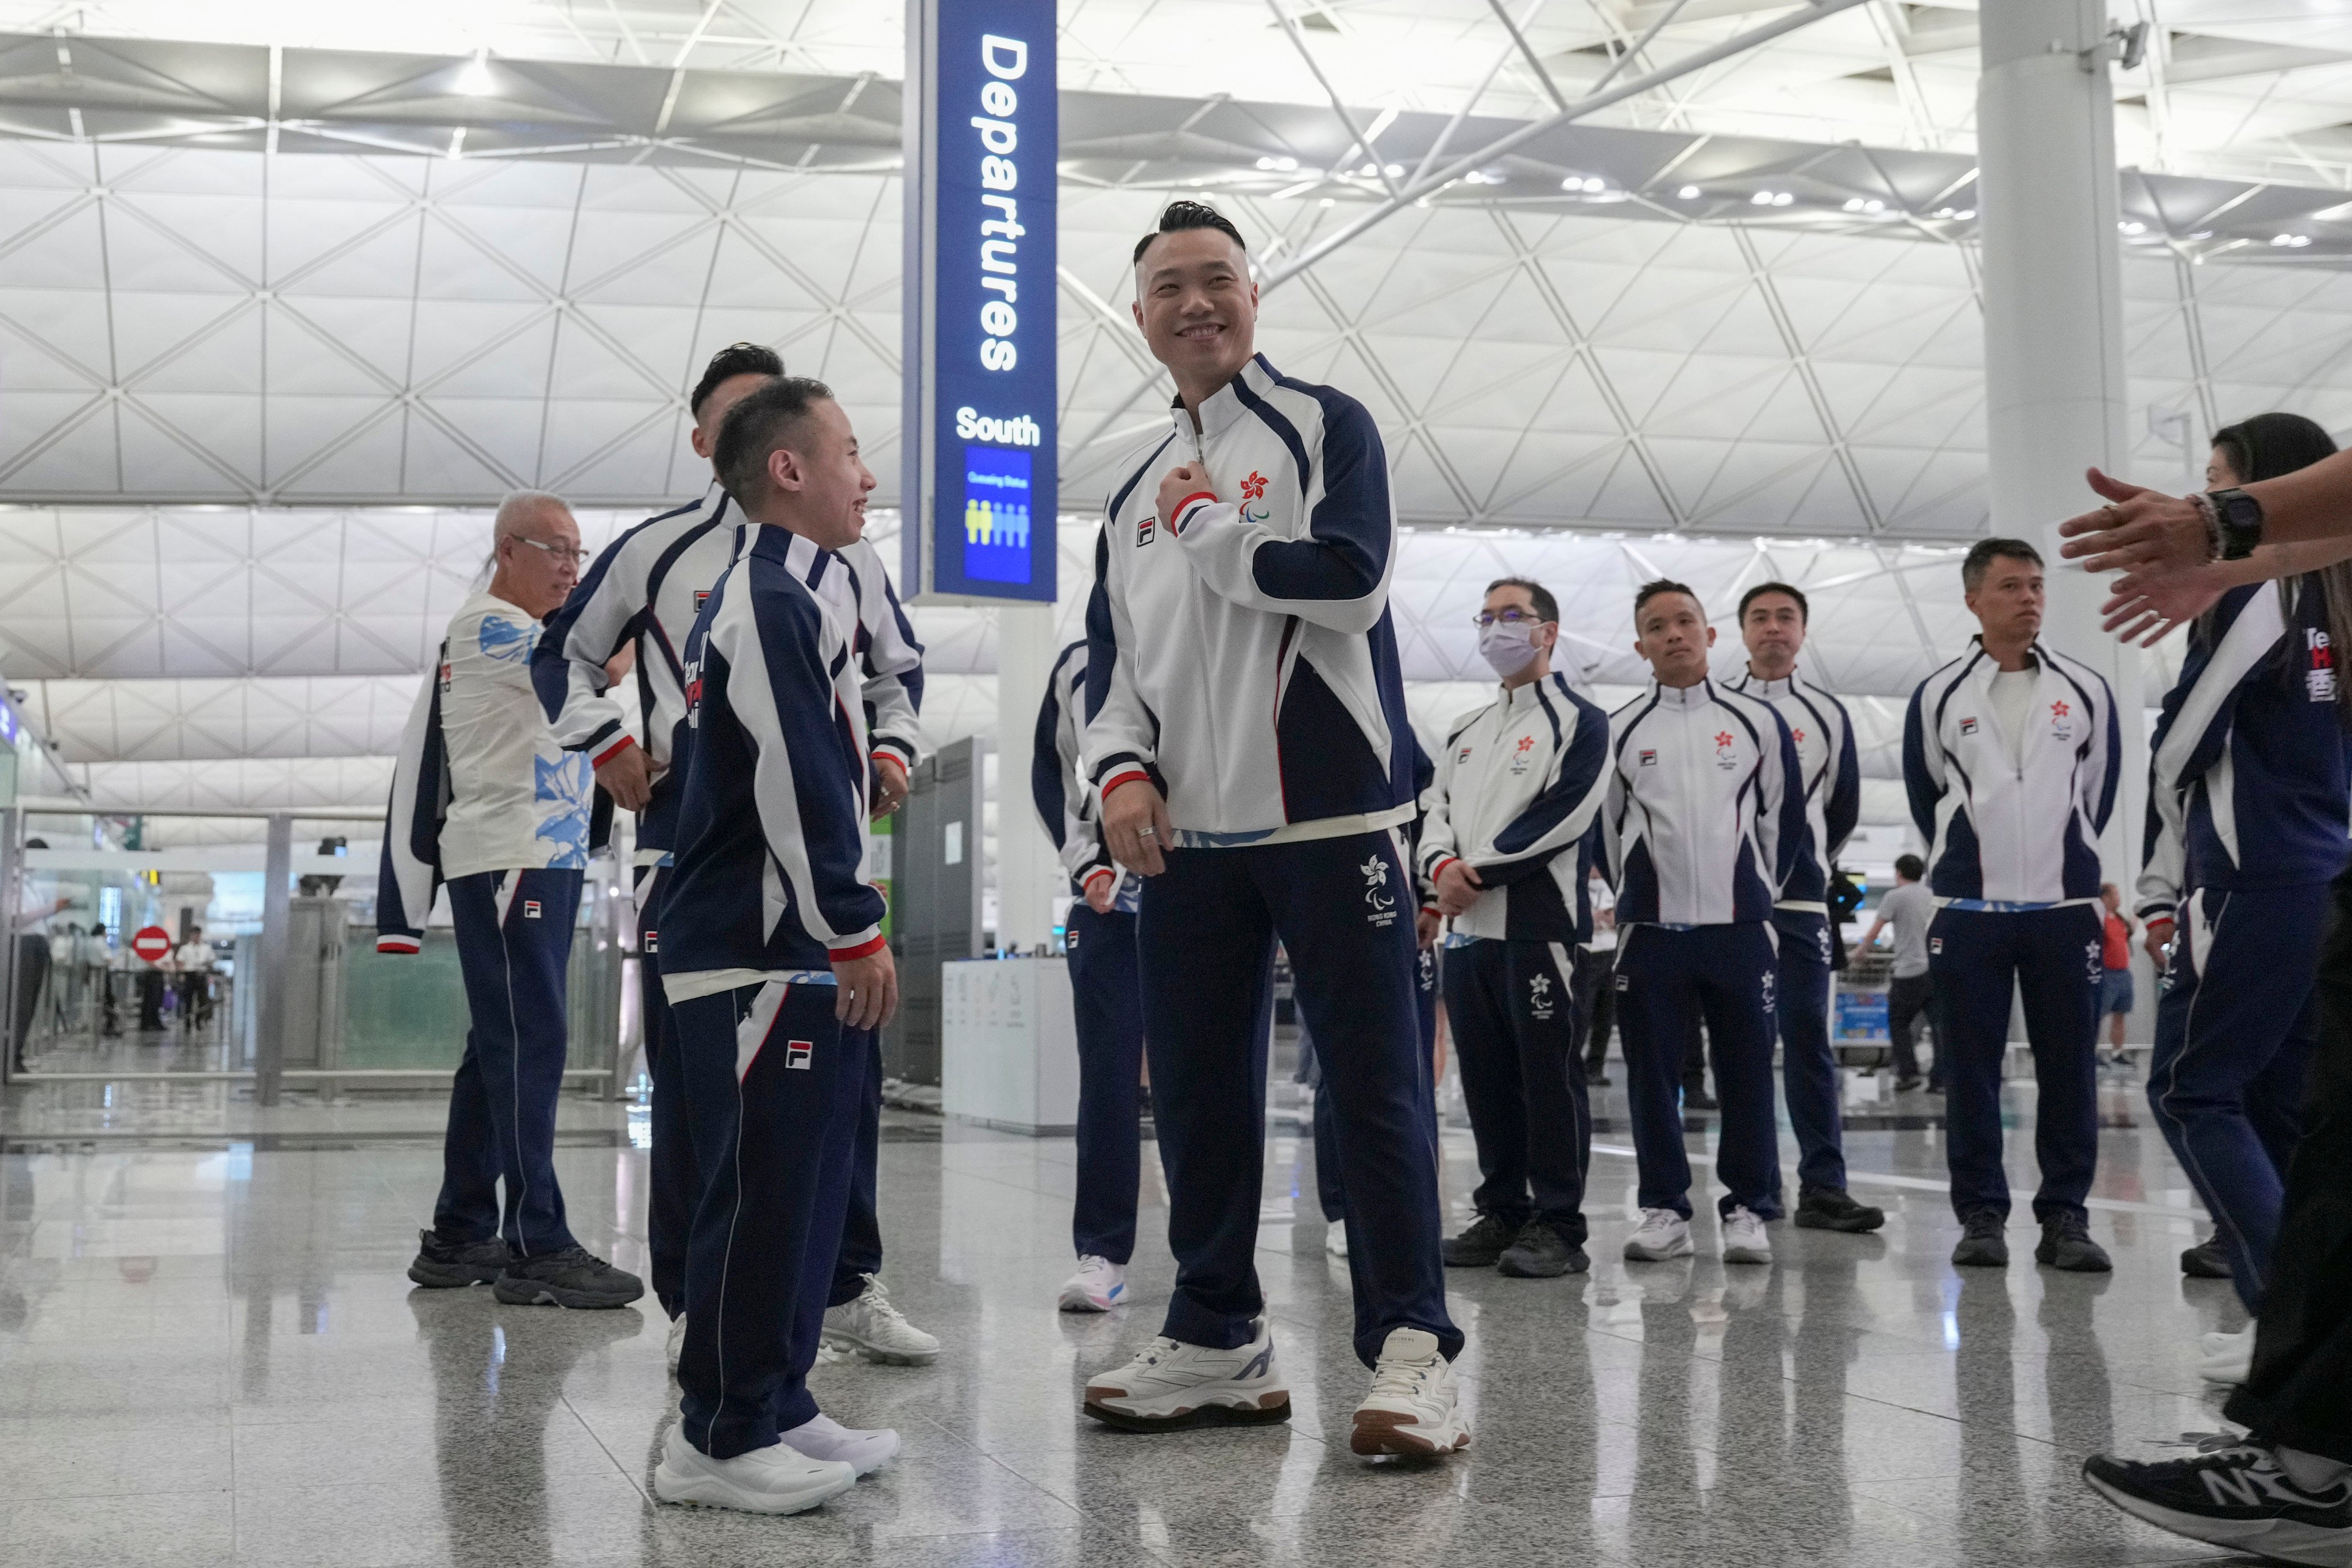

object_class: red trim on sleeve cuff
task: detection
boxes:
[872,745,912,770]
[1082,867,1115,892]
[1100,766,1153,798]
[1430,856,1461,884]
[1172,491,1216,516]
[377,936,420,954]
[590,734,636,768]
[829,933,888,962]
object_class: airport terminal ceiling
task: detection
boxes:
[0,0,2340,812]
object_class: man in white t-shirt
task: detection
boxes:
[1853,855,1937,1091]
[1578,853,1617,1085]
[171,929,215,1030]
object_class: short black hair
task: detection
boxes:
[2212,411,2338,485]
[1485,576,1558,624]
[1895,853,1925,881]
[1962,538,2043,593]
[713,375,833,508]
[1633,578,1701,619]
[1739,581,1808,623]
[690,342,784,419]
[1133,200,1248,267]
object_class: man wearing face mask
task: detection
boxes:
[1722,583,1883,1235]
[1418,578,1611,1279]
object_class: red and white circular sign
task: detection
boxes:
[130,926,173,964]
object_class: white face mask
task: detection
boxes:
[1478,620,1547,679]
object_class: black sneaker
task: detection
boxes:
[1793,1184,1886,1233]
[1952,1208,2009,1268]
[2181,1239,2233,1279]
[1683,1086,1719,1111]
[1440,1212,1517,1268]
[408,1228,509,1288]
[492,1246,646,1308]
[2037,1213,2112,1272]
[1586,1067,1610,1086]
[1894,1076,1924,1092]
[1497,1222,1590,1279]
[2083,1443,2352,1561]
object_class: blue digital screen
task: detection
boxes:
[961,445,1033,583]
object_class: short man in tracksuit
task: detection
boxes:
[1902,537,2118,1273]
[648,376,902,1515]
[534,343,937,1370]
[387,491,644,1310]
[1079,202,1466,1457]
[1033,637,1146,1315]
[1605,578,1808,1268]
[1722,582,1885,1234]
[1419,575,1609,1280]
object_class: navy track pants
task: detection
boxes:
[1067,902,1145,1264]
[1614,921,1783,1220]
[673,978,865,1459]
[1138,830,1459,1368]
[2148,882,2323,1312]
[1442,936,1590,1243]
[434,867,582,1256]
[1927,903,2103,1222]
[1772,908,1848,1194]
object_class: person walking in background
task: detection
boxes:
[2096,885,2137,1069]
[1851,854,1939,1092]
[1579,855,1617,1087]
[172,927,214,1032]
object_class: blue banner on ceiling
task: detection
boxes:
[901,0,1057,604]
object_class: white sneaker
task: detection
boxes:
[1325,1224,1349,1260]
[821,1274,940,1365]
[653,1424,856,1514]
[2198,1323,2255,1385]
[1624,1207,1695,1261]
[779,1412,898,1476]
[1350,1326,1470,1457]
[665,1314,686,1376]
[1082,1315,1291,1431]
[1058,1255,1127,1313]
[1721,1206,1772,1265]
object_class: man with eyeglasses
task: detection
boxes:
[386,490,644,1309]
[533,343,936,1372]
[1418,577,1610,1280]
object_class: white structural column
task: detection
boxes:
[992,603,1061,951]
[1978,0,2145,879]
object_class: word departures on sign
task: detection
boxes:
[901,0,1057,605]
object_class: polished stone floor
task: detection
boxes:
[0,1058,2261,1567]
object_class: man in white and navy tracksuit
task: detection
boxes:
[1034,638,1146,1309]
[384,492,642,1309]
[532,345,924,1335]
[1903,538,2119,1272]
[1604,580,1808,1265]
[1079,204,1464,1455]
[1723,581,1884,1234]
[1418,576,1610,1279]
[2140,573,2351,1317]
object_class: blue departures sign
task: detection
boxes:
[901,0,1057,604]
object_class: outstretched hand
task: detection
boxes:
[2057,467,2211,578]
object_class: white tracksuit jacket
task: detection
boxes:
[1033,639,1137,907]
[1902,638,2119,906]
[1722,665,1860,913]
[1081,353,1419,846]
[1602,679,1809,927]
[1417,671,1612,943]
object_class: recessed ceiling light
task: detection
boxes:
[453,51,496,96]
[1678,185,1700,199]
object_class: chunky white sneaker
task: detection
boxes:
[1059,1255,1127,1313]
[780,1412,898,1476]
[821,1274,939,1365]
[665,1314,686,1376]
[1082,1315,1291,1432]
[1623,1207,1695,1261]
[1350,1327,1470,1457]
[1721,1206,1772,1265]
[2198,1323,2255,1385]
[1325,1224,1349,1260]
[653,1424,856,1514]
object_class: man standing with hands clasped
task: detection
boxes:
[1077,200,1466,1457]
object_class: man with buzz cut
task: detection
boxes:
[1903,537,2119,1274]
[1420,575,1611,1281]
[534,343,937,1376]
[1722,581,1884,1235]
[1079,200,1467,1457]
[1605,579,1808,1269]
[650,375,902,1515]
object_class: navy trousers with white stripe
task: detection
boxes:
[1067,903,1146,1264]
[1138,831,1459,1368]
[1443,936,1590,1242]
[433,867,582,1256]
[672,978,865,1459]
[2148,882,2324,1313]
[1772,909,1848,1194]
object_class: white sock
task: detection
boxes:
[2275,1446,2351,1492]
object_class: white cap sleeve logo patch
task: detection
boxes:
[523,900,542,919]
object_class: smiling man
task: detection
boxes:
[1077,200,1466,1457]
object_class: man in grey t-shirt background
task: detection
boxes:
[1853,853,1939,1092]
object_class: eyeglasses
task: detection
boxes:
[515,536,593,568]
[1472,608,1548,628]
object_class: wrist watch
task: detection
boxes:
[2207,486,2265,559]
